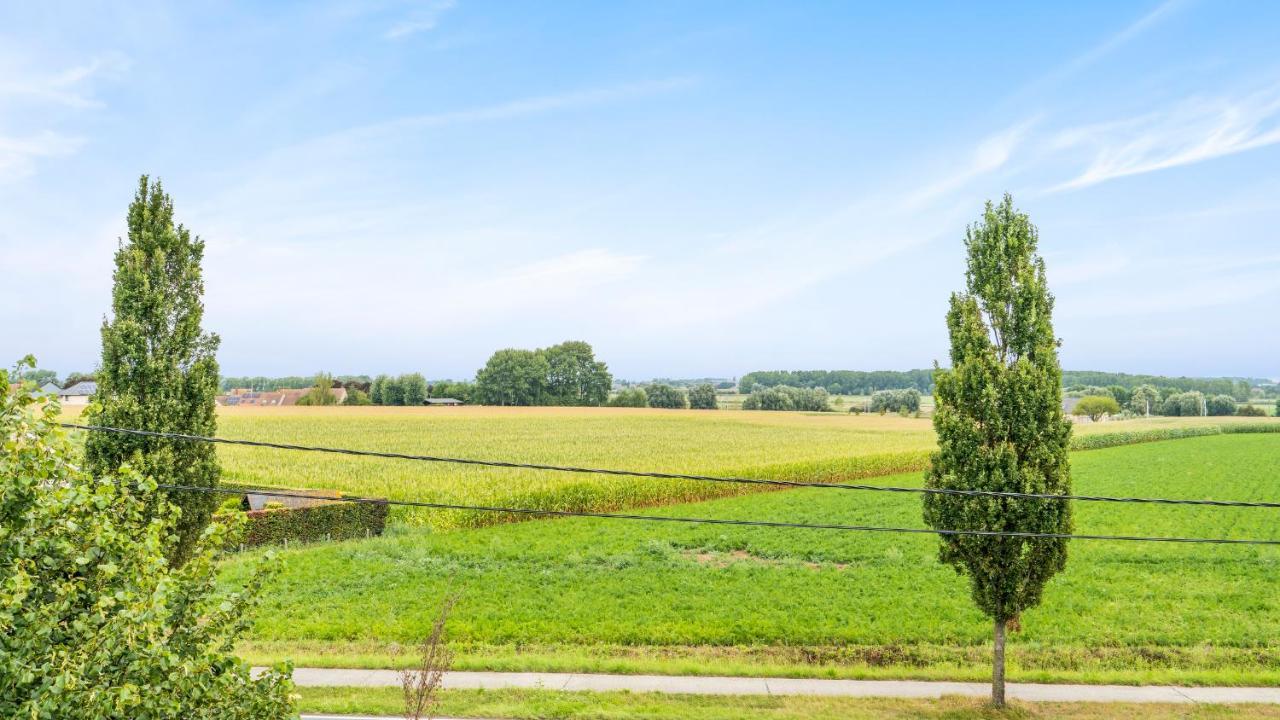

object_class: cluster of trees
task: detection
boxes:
[739,369,934,395]
[644,377,737,389]
[868,388,921,414]
[1075,384,1254,418]
[473,341,612,406]
[220,374,371,391]
[742,384,831,411]
[1062,372,1257,401]
[11,368,95,388]
[371,373,430,406]
[604,383,719,410]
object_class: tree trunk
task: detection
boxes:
[992,617,1007,707]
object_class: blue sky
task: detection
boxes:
[2,1,1278,381]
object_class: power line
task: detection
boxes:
[155,482,1280,546]
[62,423,1280,509]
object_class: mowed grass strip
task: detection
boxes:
[226,434,1280,685]
[173,407,1280,528]
[297,687,1280,719]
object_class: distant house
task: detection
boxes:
[424,398,463,406]
[58,381,97,406]
[40,382,61,396]
[218,387,346,406]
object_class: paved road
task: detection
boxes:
[275,667,1280,704]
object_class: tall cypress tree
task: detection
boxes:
[86,175,222,567]
[923,194,1072,707]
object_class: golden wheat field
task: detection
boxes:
[61,406,1280,529]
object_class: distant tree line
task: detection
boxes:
[1072,384,1262,417]
[1062,371,1257,400]
[220,375,371,392]
[738,369,934,395]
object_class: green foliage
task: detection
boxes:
[1061,371,1261,399]
[1127,385,1160,416]
[742,385,830,412]
[1106,385,1131,406]
[0,363,294,718]
[1206,394,1238,416]
[297,372,339,406]
[1159,391,1207,417]
[607,387,648,407]
[869,389,920,414]
[85,176,222,567]
[1236,404,1268,417]
[63,371,96,387]
[645,383,688,409]
[221,375,371,392]
[739,369,934,394]
[401,373,429,406]
[370,375,388,405]
[430,380,475,404]
[14,367,58,386]
[543,341,612,406]
[219,500,388,548]
[474,349,550,406]
[474,341,611,407]
[924,195,1073,625]
[687,383,719,410]
[381,375,406,406]
[1072,395,1121,421]
[343,387,372,405]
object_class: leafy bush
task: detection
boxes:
[742,385,830,412]
[344,387,372,405]
[1206,394,1237,416]
[219,498,389,548]
[297,372,339,406]
[646,383,688,409]
[688,383,719,410]
[1072,395,1121,421]
[1,360,294,718]
[607,387,648,408]
[869,388,921,414]
[1236,404,1267,417]
[402,373,429,406]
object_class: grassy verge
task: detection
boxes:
[226,435,1280,687]
[296,687,1280,719]
[243,640,1280,687]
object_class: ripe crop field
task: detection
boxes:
[228,434,1280,686]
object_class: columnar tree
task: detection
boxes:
[923,195,1073,707]
[86,176,222,567]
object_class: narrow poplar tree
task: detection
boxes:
[923,194,1072,707]
[86,175,222,567]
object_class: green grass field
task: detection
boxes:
[227,434,1280,686]
[67,405,1275,529]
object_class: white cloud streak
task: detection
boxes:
[384,0,457,40]
[1049,82,1280,190]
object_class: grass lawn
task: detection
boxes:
[296,687,1280,719]
[228,434,1280,686]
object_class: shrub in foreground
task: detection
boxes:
[220,497,389,548]
[0,361,294,719]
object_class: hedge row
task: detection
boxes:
[1068,422,1280,451]
[217,499,388,549]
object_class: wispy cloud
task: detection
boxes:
[1051,0,1188,81]
[1049,82,1280,190]
[902,119,1037,209]
[0,53,129,109]
[385,0,457,40]
[0,131,84,178]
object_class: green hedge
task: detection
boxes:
[218,499,388,549]
[1068,422,1280,451]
